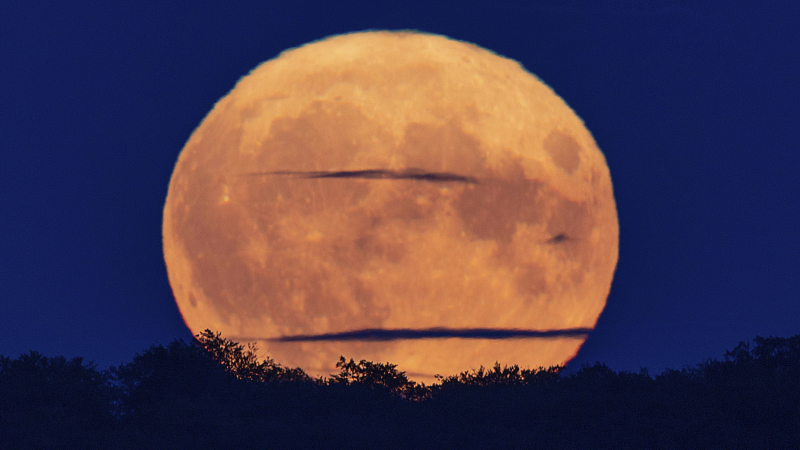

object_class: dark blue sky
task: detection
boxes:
[2,1,798,376]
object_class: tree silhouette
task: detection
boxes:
[108,339,250,448]
[194,329,309,383]
[3,331,798,448]
[327,356,428,400]
[436,362,562,387]
[0,352,113,449]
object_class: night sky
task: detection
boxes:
[2,1,798,378]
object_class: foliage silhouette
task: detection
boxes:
[435,362,562,387]
[194,329,310,383]
[326,356,428,400]
[0,352,113,449]
[2,332,798,449]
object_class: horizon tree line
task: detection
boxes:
[2,330,798,449]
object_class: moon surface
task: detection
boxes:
[163,31,618,383]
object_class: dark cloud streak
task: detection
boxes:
[246,169,479,184]
[233,327,593,342]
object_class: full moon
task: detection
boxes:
[163,31,618,383]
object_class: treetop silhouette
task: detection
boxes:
[2,332,798,449]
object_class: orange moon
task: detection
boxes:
[163,31,618,383]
